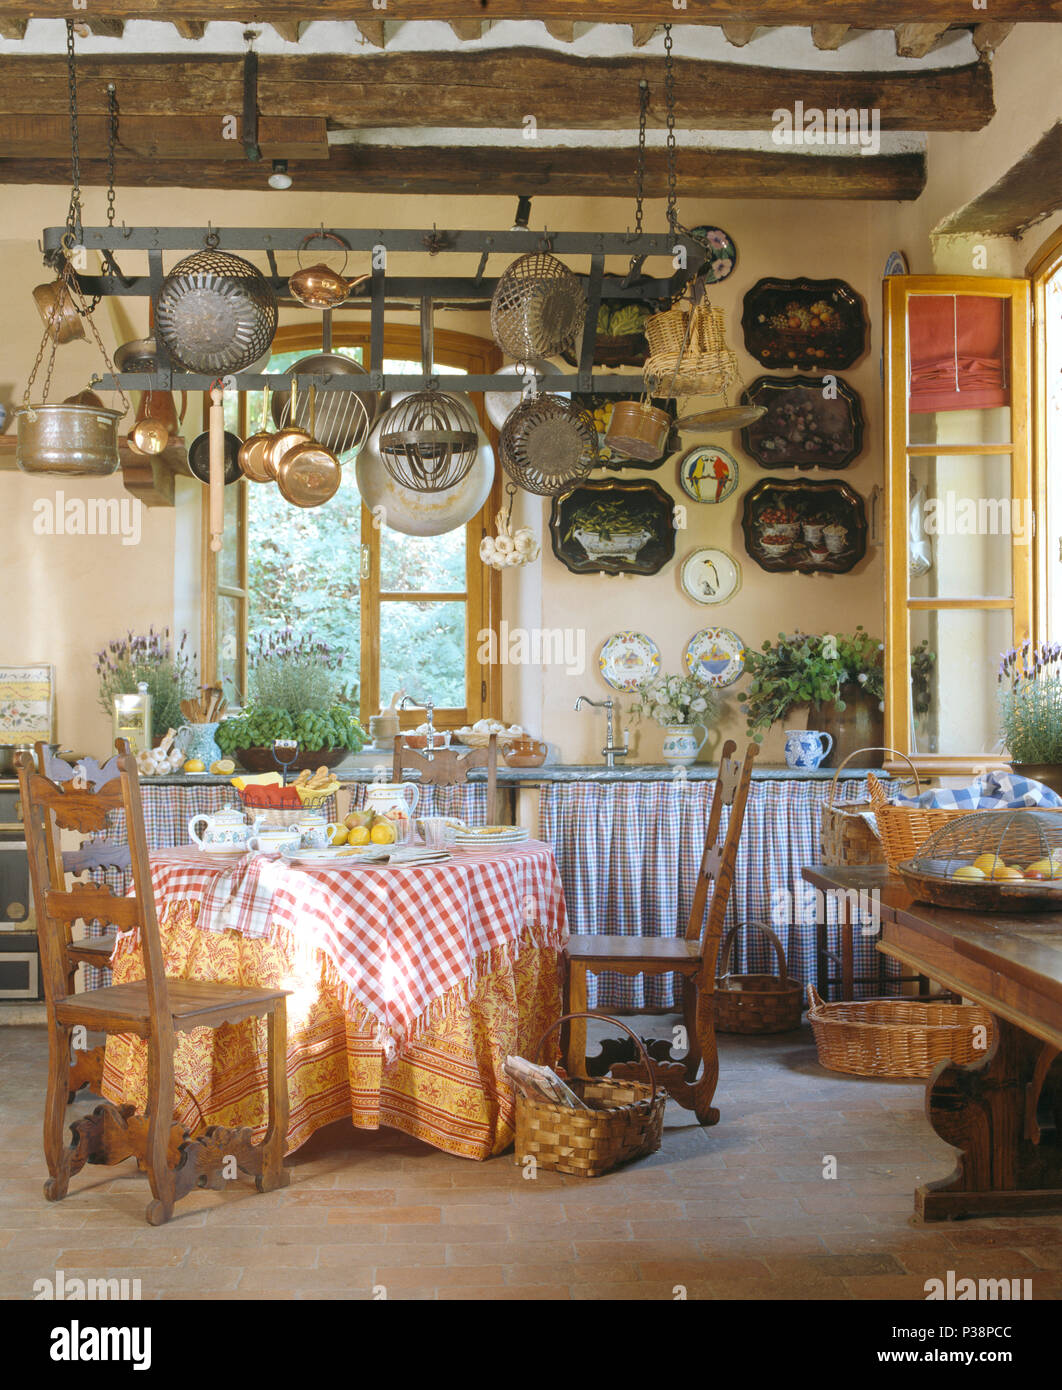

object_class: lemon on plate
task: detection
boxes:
[349,825,371,846]
[183,759,205,773]
[370,821,397,845]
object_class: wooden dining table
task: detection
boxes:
[803,863,1062,1221]
[100,841,569,1161]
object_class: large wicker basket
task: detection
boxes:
[714,921,803,1034]
[867,771,976,871]
[643,301,738,399]
[806,985,995,1078]
[514,1013,665,1178]
[821,748,918,867]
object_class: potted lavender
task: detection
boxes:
[95,627,195,741]
[998,641,1062,794]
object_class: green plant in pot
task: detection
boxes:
[998,641,1062,794]
[95,627,196,741]
[738,628,886,767]
[214,627,366,772]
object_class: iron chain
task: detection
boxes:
[64,19,82,243]
[663,24,678,237]
[106,84,118,227]
[633,79,648,238]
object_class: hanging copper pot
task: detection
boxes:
[128,389,188,456]
[276,385,341,507]
[266,378,311,479]
[33,278,85,345]
[238,384,275,483]
[288,233,367,309]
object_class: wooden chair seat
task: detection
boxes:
[55,978,290,1036]
[66,933,118,964]
[567,933,702,969]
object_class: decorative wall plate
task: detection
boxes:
[739,375,864,470]
[677,444,739,503]
[684,629,746,688]
[680,548,741,606]
[883,250,909,277]
[741,478,868,575]
[742,277,868,371]
[550,478,677,575]
[574,392,678,470]
[687,226,737,284]
[598,632,661,691]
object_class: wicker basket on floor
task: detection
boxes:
[806,984,994,1078]
[714,921,803,1034]
[513,1013,665,1178]
[820,748,918,867]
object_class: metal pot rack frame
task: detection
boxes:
[39,224,704,397]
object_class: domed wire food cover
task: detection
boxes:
[377,390,479,492]
[490,253,587,361]
[900,808,1062,912]
[499,393,598,497]
[154,248,278,375]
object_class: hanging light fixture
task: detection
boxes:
[377,297,480,492]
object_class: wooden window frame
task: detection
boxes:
[200,322,502,728]
[883,274,1033,775]
[1027,226,1062,643]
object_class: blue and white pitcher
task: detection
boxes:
[784,729,834,771]
[178,721,222,768]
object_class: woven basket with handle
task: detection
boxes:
[820,747,919,867]
[714,921,803,1034]
[513,1013,666,1178]
[866,769,979,871]
[806,985,995,1078]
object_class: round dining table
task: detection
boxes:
[100,840,569,1161]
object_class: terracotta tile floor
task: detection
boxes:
[3,1017,1062,1301]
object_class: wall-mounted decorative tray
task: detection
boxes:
[739,375,864,470]
[741,478,867,575]
[741,277,867,371]
[550,478,677,576]
[574,392,678,470]
[561,299,656,368]
[677,444,739,503]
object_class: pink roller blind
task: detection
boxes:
[907,294,1010,413]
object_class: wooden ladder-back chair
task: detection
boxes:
[563,740,758,1125]
[19,740,290,1226]
[392,732,499,825]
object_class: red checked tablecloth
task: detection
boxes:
[100,841,568,1159]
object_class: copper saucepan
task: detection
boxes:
[266,378,312,479]
[276,387,342,508]
[33,278,85,345]
[238,384,275,482]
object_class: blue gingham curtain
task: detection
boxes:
[539,776,898,1010]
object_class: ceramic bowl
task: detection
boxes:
[503,738,548,768]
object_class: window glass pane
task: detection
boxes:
[246,473,361,697]
[1046,266,1062,632]
[909,408,1011,446]
[217,484,242,591]
[908,608,1012,756]
[217,593,241,705]
[380,527,466,592]
[379,601,466,709]
[906,294,1011,444]
[908,455,1019,600]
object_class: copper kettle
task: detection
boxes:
[288,232,368,310]
[128,389,188,456]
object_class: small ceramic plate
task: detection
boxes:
[680,549,741,606]
[687,226,737,284]
[677,445,739,504]
[598,631,661,691]
[684,628,746,687]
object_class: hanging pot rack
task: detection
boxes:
[40,224,704,397]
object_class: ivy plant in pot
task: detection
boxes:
[998,641,1062,795]
[214,628,366,773]
[738,628,886,767]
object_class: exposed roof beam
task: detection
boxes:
[0,145,927,200]
[0,18,26,39]
[972,22,1014,55]
[894,23,950,58]
[543,21,575,41]
[936,121,1062,237]
[270,21,302,43]
[0,52,992,132]
[720,24,760,46]
[83,18,125,39]
[449,20,482,40]
[354,20,386,48]
[0,113,329,160]
[631,25,660,47]
[172,20,205,40]
[811,23,851,50]
[0,3,1054,23]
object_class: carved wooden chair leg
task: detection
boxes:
[43,1023,76,1201]
[681,976,703,1081]
[144,1038,178,1226]
[67,1043,106,1104]
[565,961,589,1080]
[690,988,721,1127]
[257,1003,290,1193]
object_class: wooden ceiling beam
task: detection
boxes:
[172,20,206,40]
[271,21,302,42]
[811,23,851,50]
[353,20,386,47]
[0,145,927,200]
[720,24,760,46]
[0,113,330,160]
[894,23,950,59]
[83,19,125,39]
[0,52,990,131]
[449,20,482,40]
[0,18,26,39]
[543,21,576,41]
[0,3,1054,23]
[631,25,660,47]
[936,120,1062,237]
[972,22,1014,55]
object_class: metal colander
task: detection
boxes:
[490,253,587,360]
[499,393,597,496]
[155,248,278,375]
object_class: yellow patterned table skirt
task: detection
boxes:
[100,901,563,1161]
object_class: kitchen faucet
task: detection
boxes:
[399,694,437,751]
[574,696,629,769]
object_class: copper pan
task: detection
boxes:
[276,386,341,507]
[33,279,84,345]
[266,379,311,479]
[238,384,275,482]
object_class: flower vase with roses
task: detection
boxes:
[628,672,721,766]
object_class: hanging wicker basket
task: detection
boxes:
[644,301,739,399]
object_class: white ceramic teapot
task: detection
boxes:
[188,805,251,854]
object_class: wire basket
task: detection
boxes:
[490,253,587,360]
[807,985,995,1078]
[378,390,480,492]
[898,807,1062,911]
[499,393,597,496]
[643,301,739,400]
[155,248,278,375]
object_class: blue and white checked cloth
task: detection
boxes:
[892,771,1062,811]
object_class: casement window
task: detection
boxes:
[201,323,502,727]
[1028,228,1062,641]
